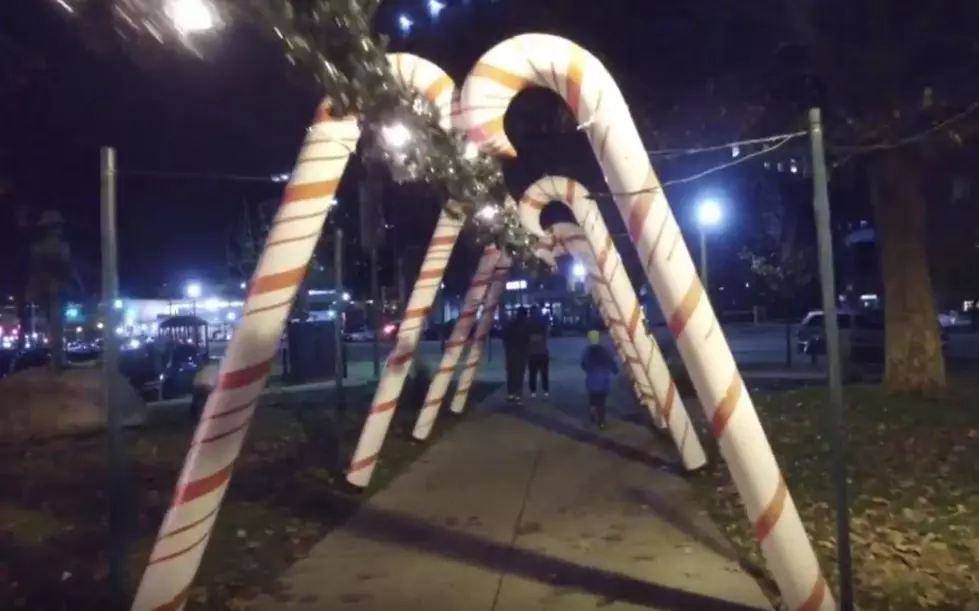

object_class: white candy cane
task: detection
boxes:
[448,256,511,413]
[549,222,707,471]
[520,175,706,470]
[130,53,455,611]
[412,247,501,440]
[346,55,466,489]
[460,35,832,611]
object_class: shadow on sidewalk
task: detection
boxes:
[494,403,685,476]
[339,504,772,611]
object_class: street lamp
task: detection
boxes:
[185,282,202,316]
[696,199,723,290]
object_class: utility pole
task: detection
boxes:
[808,107,854,611]
[359,160,384,378]
[100,146,125,608]
[334,227,345,410]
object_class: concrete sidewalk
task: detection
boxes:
[251,373,772,611]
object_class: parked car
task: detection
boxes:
[797,309,948,362]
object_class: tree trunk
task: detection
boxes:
[868,151,946,392]
[47,291,66,370]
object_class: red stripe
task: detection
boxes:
[197,418,251,445]
[371,399,397,414]
[242,296,293,318]
[217,358,273,391]
[149,585,191,611]
[174,464,234,505]
[207,399,255,421]
[158,506,219,541]
[250,265,307,296]
[265,228,322,248]
[149,530,210,566]
[431,235,456,246]
[349,453,378,473]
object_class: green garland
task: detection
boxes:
[57,0,542,265]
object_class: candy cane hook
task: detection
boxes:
[460,34,832,611]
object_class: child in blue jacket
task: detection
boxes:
[580,330,619,428]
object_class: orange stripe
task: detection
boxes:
[242,296,293,318]
[418,269,443,280]
[710,374,742,438]
[431,235,456,246]
[349,453,378,473]
[663,380,676,421]
[174,463,233,505]
[283,179,339,205]
[627,302,642,337]
[471,62,529,92]
[523,195,549,210]
[388,350,413,367]
[566,45,587,117]
[265,228,321,248]
[371,399,397,414]
[403,306,429,320]
[217,359,273,391]
[272,209,330,228]
[469,117,513,157]
[251,265,307,296]
[424,73,454,102]
[596,234,614,269]
[753,476,788,542]
[796,578,829,611]
[564,179,577,204]
[667,278,704,339]
[627,174,657,242]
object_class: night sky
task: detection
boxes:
[0,0,822,301]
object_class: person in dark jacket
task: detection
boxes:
[526,306,550,397]
[580,330,619,428]
[503,307,530,403]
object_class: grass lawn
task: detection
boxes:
[691,381,979,610]
[0,375,500,610]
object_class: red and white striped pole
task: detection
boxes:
[551,222,707,471]
[346,57,465,489]
[412,247,501,440]
[461,37,833,610]
[130,52,458,611]
[448,257,510,414]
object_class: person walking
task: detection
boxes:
[503,307,529,403]
[580,330,619,428]
[527,305,550,398]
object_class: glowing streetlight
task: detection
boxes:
[381,122,412,149]
[697,199,723,228]
[166,0,217,35]
[695,199,724,290]
[571,262,586,279]
[185,281,202,316]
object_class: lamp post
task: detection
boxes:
[185,282,202,317]
[696,199,723,291]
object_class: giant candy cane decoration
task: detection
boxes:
[519,176,706,470]
[412,246,501,440]
[345,60,469,489]
[130,53,457,611]
[547,221,707,472]
[460,34,833,610]
[447,257,510,413]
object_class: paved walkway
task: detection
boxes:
[251,366,772,611]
